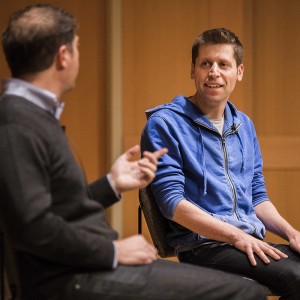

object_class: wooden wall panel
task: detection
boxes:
[253,0,300,135]
[0,0,108,182]
[253,0,300,244]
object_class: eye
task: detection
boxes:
[219,61,231,69]
[200,61,211,69]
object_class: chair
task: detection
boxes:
[138,186,277,297]
[138,187,174,258]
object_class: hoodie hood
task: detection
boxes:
[146,95,242,133]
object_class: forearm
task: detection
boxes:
[255,200,298,241]
[173,199,247,245]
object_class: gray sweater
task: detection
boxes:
[0,94,119,299]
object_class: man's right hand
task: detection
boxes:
[113,235,157,265]
[233,232,288,266]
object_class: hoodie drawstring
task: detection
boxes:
[198,126,207,195]
[235,129,245,172]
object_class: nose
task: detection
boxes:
[209,63,220,77]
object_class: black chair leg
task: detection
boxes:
[138,204,143,234]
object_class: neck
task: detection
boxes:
[189,94,226,119]
[18,72,62,98]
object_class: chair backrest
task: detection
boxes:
[138,187,175,258]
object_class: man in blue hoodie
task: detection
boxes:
[141,28,300,298]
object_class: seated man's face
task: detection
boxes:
[191,44,244,106]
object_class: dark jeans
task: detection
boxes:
[55,259,266,300]
[178,242,300,300]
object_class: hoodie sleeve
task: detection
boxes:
[247,118,269,206]
[141,115,186,219]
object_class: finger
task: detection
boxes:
[138,167,156,182]
[134,242,157,264]
[247,250,257,266]
[146,243,158,256]
[255,248,271,264]
[153,147,168,159]
[143,148,168,163]
[137,253,157,265]
[145,248,157,261]
[138,159,157,172]
[142,250,157,262]
[125,145,140,159]
[142,151,158,166]
[269,246,288,259]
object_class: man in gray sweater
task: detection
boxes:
[0,4,267,300]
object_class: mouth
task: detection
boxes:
[205,83,223,88]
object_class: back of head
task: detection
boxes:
[2,4,78,78]
[192,28,243,66]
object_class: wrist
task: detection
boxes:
[227,226,246,245]
[107,173,122,196]
[286,227,299,241]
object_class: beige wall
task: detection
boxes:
[1,0,299,254]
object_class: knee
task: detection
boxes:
[283,272,300,298]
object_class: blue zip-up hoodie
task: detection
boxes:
[141,95,269,252]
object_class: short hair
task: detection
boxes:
[192,28,243,66]
[2,4,78,77]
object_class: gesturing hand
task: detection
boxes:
[109,145,168,194]
[113,235,157,265]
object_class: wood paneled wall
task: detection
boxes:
[252,0,300,244]
[122,0,300,249]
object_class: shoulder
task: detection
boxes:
[0,95,59,130]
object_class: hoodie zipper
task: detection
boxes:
[197,121,241,220]
[222,133,238,219]
[222,123,242,219]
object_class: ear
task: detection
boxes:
[237,63,244,81]
[191,62,195,79]
[56,45,71,70]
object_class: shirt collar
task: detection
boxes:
[1,78,65,120]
